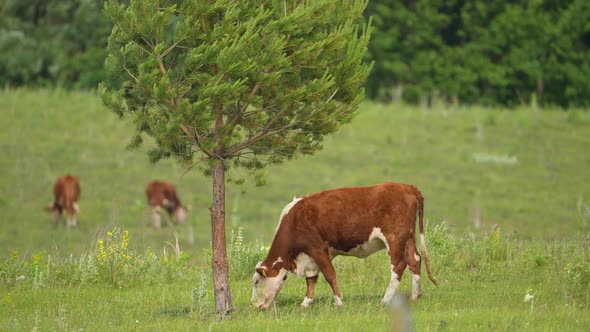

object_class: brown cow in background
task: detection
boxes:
[145,180,187,228]
[45,174,81,227]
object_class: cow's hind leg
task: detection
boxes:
[301,275,318,307]
[381,239,406,305]
[405,238,421,300]
[311,250,344,306]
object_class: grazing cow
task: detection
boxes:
[251,182,437,309]
[145,180,187,228]
[45,174,81,227]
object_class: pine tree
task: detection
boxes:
[100,0,372,317]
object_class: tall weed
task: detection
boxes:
[0,250,26,285]
[228,227,268,280]
[96,227,158,286]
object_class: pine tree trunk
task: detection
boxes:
[210,158,232,318]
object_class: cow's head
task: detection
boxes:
[251,260,288,310]
[174,206,187,224]
[44,203,61,222]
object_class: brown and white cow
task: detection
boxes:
[45,174,81,227]
[251,182,437,309]
[145,180,187,228]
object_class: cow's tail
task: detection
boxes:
[417,192,438,286]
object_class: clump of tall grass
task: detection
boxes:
[427,222,459,266]
[0,227,198,288]
[564,260,590,307]
[192,270,209,316]
[0,250,26,286]
[96,227,158,287]
[200,226,270,280]
[228,227,268,280]
[160,232,191,281]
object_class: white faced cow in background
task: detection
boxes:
[45,174,81,227]
[251,182,438,309]
[145,180,187,228]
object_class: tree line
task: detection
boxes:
[365,0,590,107]
[2,0,589,107]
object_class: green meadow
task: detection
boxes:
[1,89,589,330]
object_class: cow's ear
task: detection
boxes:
[256,267,267,278]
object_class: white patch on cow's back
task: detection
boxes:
[294,253,320,277]
[329,227,388,258]
[275,196,302,232]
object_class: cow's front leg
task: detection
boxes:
[52,210,61,226]
[67,215,77,227]
[150,206,162,228]
[312,251,343,307]
[301,275,318,307]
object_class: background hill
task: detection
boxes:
[1,89,589,258]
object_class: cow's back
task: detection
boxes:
[146,181,165,205]
[54,175,80,205]
[146,181,181,208]
[64,175,80,202]
[282,183,420,252]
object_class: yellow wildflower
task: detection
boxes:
[98,240,107,264]
[122,230,129,250]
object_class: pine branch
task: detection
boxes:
[159,39,184,59]
[113,20,152,55]
[224,108,299,157]
[180,124,213,158]
[225,83,261,136]
[123,65,138,81]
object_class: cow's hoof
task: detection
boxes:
[301,297,314,307]
[333,296,343,307]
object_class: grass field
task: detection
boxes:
[2,225,589,330]
[1,88,589,255]
[1,88,590,330]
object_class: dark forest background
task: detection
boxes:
[1,0,589,107]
